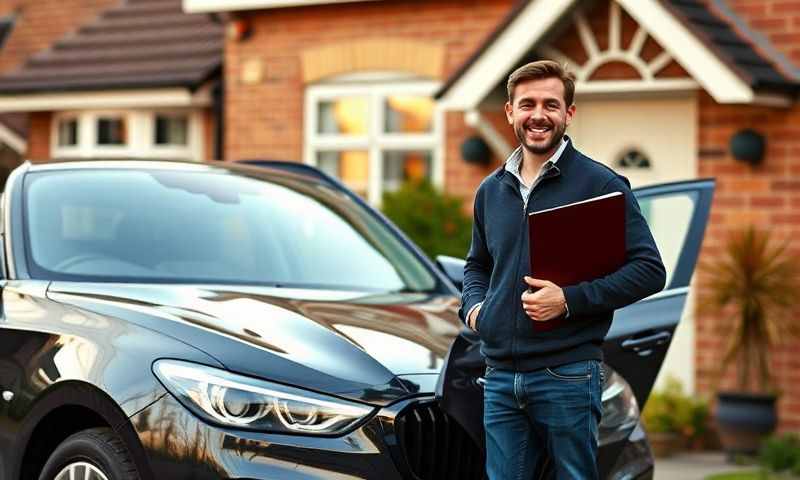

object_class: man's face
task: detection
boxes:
[505,77,576,156]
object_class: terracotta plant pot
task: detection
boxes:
[648,431,683,458]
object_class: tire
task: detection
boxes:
[37,427,140,480]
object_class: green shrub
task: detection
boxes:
[381,180,472,259]
[758,433,800,473]
[642,376,709,443]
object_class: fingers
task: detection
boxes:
[523,304,552,322]
[523,276,549,288]
[521,289,545,304]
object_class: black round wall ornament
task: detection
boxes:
[730,129,765,165]
[461,136,492,166]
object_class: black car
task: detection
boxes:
[0,160,713,480]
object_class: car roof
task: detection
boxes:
[21,158,336,186]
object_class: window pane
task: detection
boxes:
[97,117,127,145]
[637,193,696,288]
[317,97,367,135]
[317,150,369,198]
[384,95,434,134]
[0,16,15,49]
[57,119,78,147]
[382,150,432,192]
[155,115,188,146]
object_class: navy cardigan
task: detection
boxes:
[459,138,666,371]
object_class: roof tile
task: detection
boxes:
[0,0,222,94]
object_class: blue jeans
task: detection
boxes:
[483,360,603,480]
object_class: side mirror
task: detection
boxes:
[435,255,465,292]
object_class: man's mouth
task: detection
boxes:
[525,125,551,137]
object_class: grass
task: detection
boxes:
[705,473,762,480]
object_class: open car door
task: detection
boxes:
[436,178,715,478]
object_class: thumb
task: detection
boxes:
[523,276,548,288]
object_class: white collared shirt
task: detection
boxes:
[504,137,568,202]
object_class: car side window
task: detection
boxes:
[637,192,696,289]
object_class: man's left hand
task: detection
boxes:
[521,276,567,322]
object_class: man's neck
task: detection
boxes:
[520,145,557,183]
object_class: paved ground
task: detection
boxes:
[654,452,753,480]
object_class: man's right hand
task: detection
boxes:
[468,304,481,332]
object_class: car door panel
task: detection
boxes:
[437,179,715,474]
[605,179,714,406]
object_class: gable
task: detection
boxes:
[542,1,689,83]
[437,0,796,109]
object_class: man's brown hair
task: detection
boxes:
[506,60,576,106]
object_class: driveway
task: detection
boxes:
[654,452,753,480]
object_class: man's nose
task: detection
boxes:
[530,105,546,120]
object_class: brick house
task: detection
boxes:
[182,0,800,431]
[0,0,223,175]
[1,0,800,431]
[0,0,123,177]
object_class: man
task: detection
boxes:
[459,60,666,479]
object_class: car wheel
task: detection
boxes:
[37,427,140,480]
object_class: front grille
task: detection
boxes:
[395,402,485,480]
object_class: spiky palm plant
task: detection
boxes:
[701,226,800,393]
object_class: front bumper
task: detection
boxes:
[129,393,465,480]
[129,392,652,480]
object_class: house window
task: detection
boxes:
[317,150,369,197]
[384,95,434,133]
[383,150,432,192]
[317,97,368,135]
[96,117,127,146]
[57,118,79,147]
[306,80,442,205]
[155,114,188,146]
[52,110,202,160]
[617,148,651,169]
[0,15,14,50]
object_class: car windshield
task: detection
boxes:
[23,167,438,292]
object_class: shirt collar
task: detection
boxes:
[504,136,568,181]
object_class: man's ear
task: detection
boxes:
[504,101,513,124]
[565,103,576,127]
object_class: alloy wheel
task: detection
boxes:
[53,462,110,480]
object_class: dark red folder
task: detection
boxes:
[527,191,626,332]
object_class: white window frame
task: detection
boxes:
[51,109,204,161]
[305,78,444,205]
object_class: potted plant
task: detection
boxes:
[642,386,683,458]
[642,376,710,456]
[700,226,800,456]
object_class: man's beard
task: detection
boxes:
[515,120,566,155]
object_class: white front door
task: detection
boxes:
[569,94,699,394]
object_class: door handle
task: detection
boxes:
[622,331,671,353]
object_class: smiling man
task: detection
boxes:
[459,61,666,479]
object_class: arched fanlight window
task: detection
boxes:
[617,148,651,170]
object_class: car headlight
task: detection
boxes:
[153,359,376,435]
[599,366,640,446]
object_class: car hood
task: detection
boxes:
[47,282,462,405]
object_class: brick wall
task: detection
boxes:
[695,91,800,431]
[0,0,117,75]
[224,0,513,191]
[445,111,503,211]
[26,111,50,161]
[203,108,216,161]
